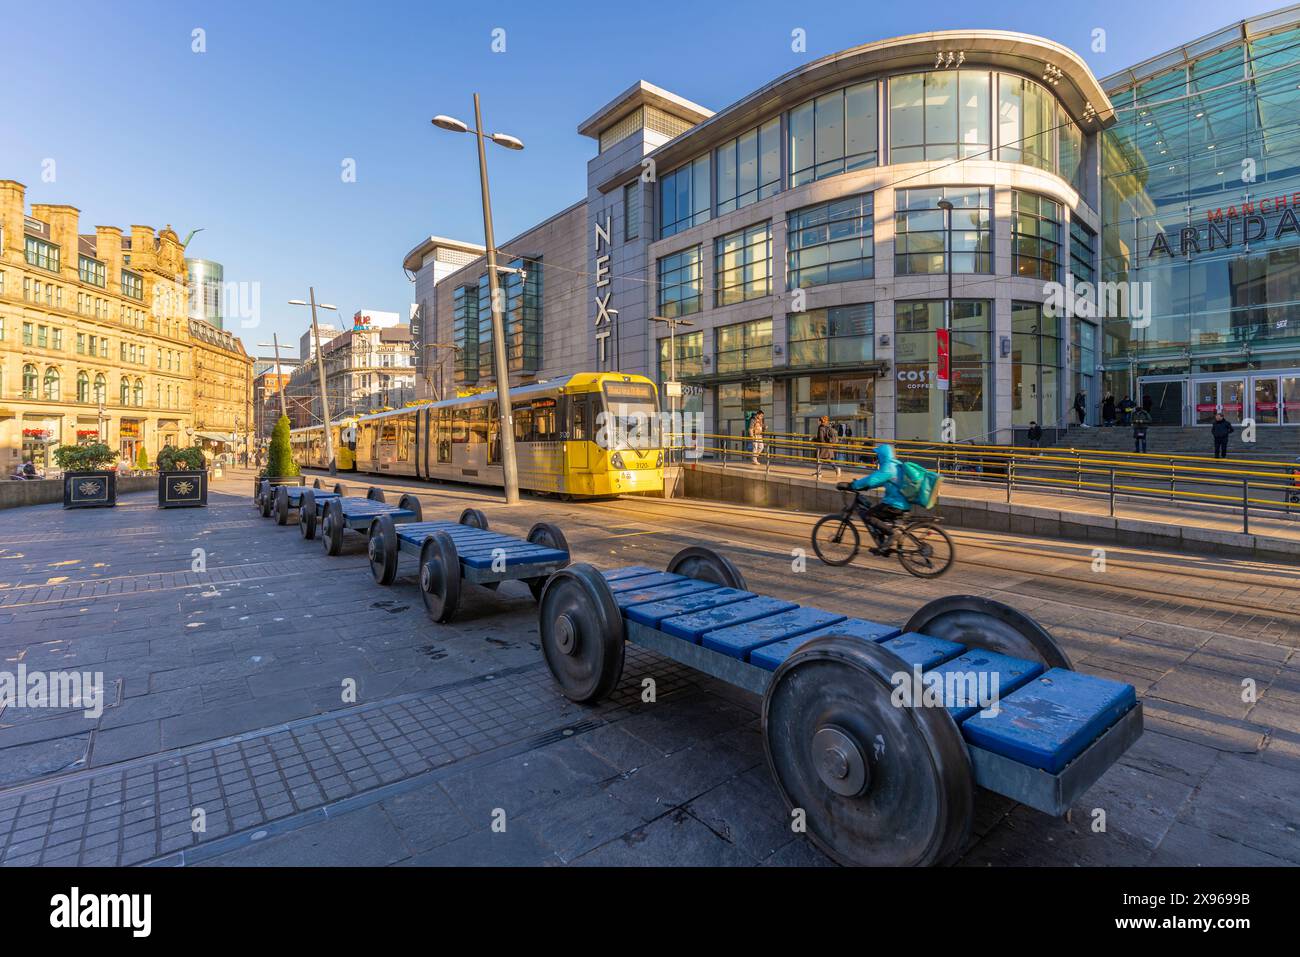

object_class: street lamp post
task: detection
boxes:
[256,334,291,421]
[289,289,337,475]
[937,199,955,434]
[432,96,525,505]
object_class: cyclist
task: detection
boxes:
[841,443,910,554]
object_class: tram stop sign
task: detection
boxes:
[936,329,950,391]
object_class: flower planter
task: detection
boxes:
[159,470,208,508]
[254,475,304,517]
[63,470,117,509]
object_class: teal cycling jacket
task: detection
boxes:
[849,443,911,511]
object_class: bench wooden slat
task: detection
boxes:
[702,607,848,660]
[659,596,800,642]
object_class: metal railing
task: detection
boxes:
[671,429,1300,533]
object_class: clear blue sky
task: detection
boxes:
[0,0,1284,354]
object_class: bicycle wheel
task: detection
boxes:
[811,514,861,567]
[896,522,954,578]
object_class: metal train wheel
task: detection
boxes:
[313,478,323,489]
[525,522,571,602]
[538,563,625,704]
[366,486,386,503]
[259,481,274,518]
[299,490,318,539]
[458,508,488,530]
[321,499,344,556]
[274,486,290,525]
[398,494,423,522]
[763,635,973,867]
[665,546,746,590]
[333,482,348,497]
[419,532,461,624]
[368,514,400,586]
[902,595,1072,670]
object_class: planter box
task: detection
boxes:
[63,470,117,509]
[159,470,208,508]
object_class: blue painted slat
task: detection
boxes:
[459,547,568,569]
[750,618,902,671]
[701,607,847,660]
[607,572,687,593]
[659,596,800,643]
[624,587,754,627]
[924,650,1044,723]
[879,632,965,672]
[961,668,1137,773]
[602,566,659,582]
[615,578,719,610]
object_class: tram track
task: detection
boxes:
[582,496,1300,631]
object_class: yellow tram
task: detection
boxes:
[289,417,359,471]
[351,372,663,498]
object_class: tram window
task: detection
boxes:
[397,419,410,461]
[437,409,452,462]
[488,403,501,464]
[569,395,591,442]
[452,409,468,444]
[532,398,558,441]
[513,402,533,442]
[468,405,489,444]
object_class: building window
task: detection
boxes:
[452,284,479,384]
[1070,218,1097,285]
[120,377,130,405]
[889,71,990,163]
[1012,191,1062,282]
[895,186,992,275]
[77,371,89,403]
[121,270,144,300]
[716,118,781,215]
[23,322,33,346]
[657,245,704,319]
[787,193,874,288]
[1012,301,1062,427]
[24,236,60,272]
[52,329,62,350]
[623,182,639,241]
[22,364,38,398]
[79,256,106,287]
[42,367,60,401]
[894,299,992,441]
[476,274,493,380]
[93,374,106,404]
[714,222,772,306]
[787,303,875,368]
[715,318,773,374]
[659,156,711,238]
[789,81,878,187]
[656,329,705,386]
[998,75,1056,173]
[134,379,144,407]
[503,255,541,374]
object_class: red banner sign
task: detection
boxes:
[935,329,950,391]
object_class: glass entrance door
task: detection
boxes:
[1254,377,1280,425]
[1195,378,1246,424]
[1138,379,1183,425]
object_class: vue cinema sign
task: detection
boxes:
[1147,195,1300,259]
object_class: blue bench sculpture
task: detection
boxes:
[270,482,345,527]
[537,548,1143,867]
[366,508,570,623]
[302,485,424,555]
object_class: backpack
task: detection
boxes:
[896,460,942,509]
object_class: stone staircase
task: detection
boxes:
[1045,424,1300,461]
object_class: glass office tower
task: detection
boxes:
[1101,8,1300,426]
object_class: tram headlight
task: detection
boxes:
[610,452,625,470]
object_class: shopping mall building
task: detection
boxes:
[406,7,1300,442]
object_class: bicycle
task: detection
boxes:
[811,483,955,578]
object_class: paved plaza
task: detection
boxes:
[0,469,1296,866]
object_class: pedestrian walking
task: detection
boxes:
[1102,394,1116,427]
[1119,396,1136,425]
[1133,419,1148,453]
[1211,412,1233,459]
[748,410,765,466]
[814,415,839,479]
[1074,391,1088,427]
[1027,421,1043,449]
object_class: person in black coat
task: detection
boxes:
[1026,421,1043,449]
[1133,419,1148,453]
[1074,391,1088,427]
[1102,394,1116,426]
[1211,413,1233,459]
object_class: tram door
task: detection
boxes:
[567,395,589,469]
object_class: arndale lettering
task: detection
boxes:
[1148,205,1300,258]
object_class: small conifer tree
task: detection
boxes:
[266,415,299,477]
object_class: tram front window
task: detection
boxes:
[599,381,660,450]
